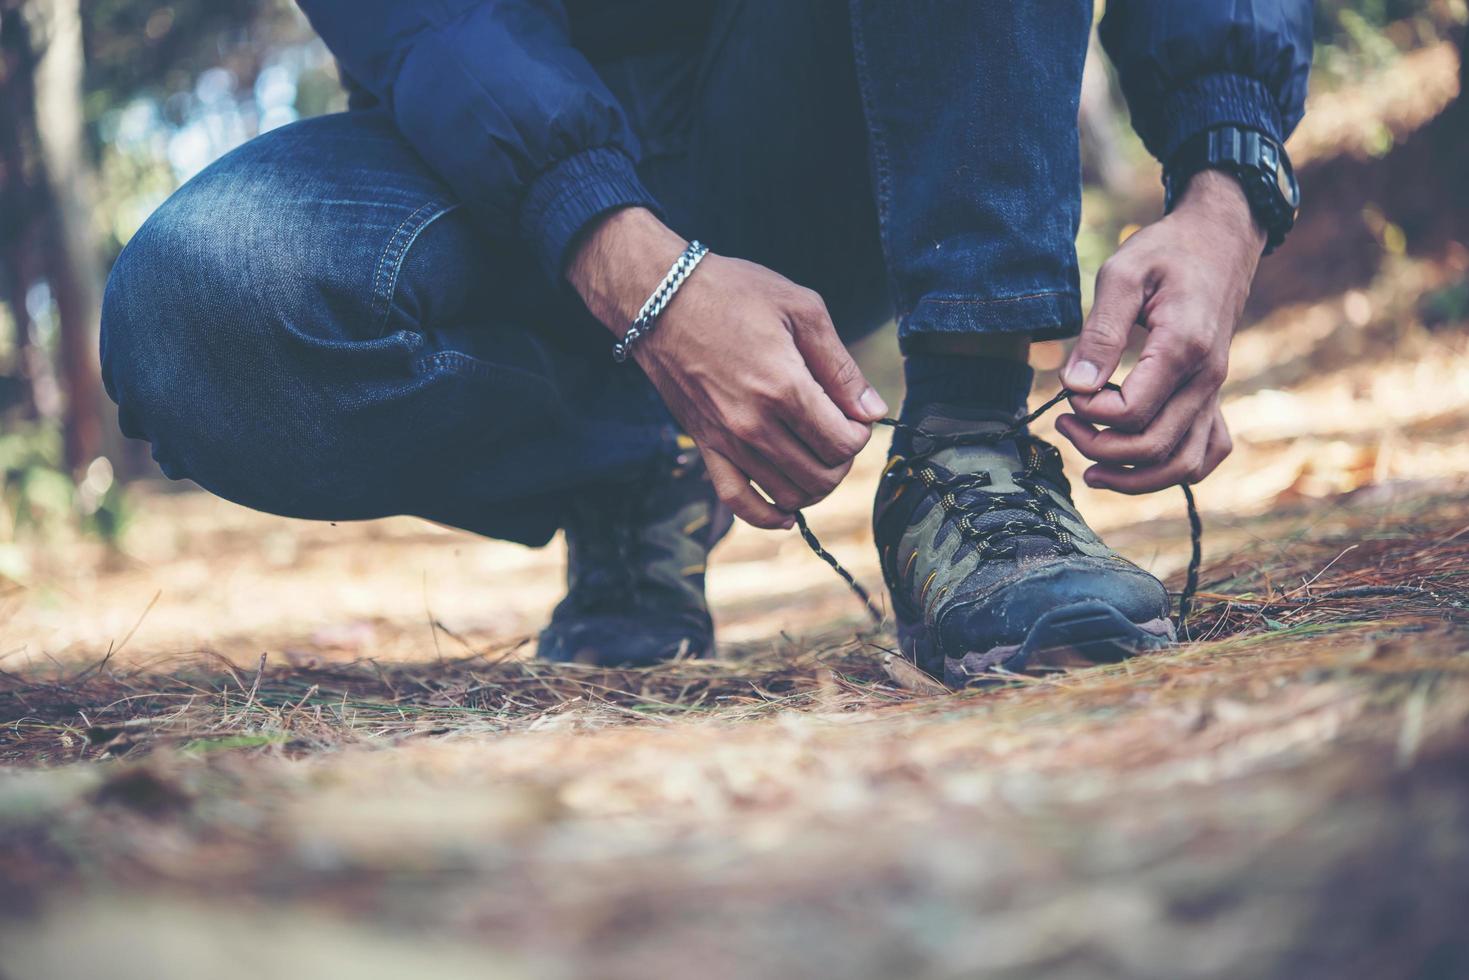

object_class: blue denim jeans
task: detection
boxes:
[102,0,1091,546]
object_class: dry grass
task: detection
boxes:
[3,485,1468,977]
[4,485,1465,771]
[5,488,1469,979]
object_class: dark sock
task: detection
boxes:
[900,352,1033,421]
[893,353,1033,457]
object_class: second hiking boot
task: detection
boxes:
[538,437,733,667]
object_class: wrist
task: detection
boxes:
[565,206,687,337]
[1171,169,1268,254]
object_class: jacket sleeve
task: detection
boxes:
[296,0,661,281]
[1098,1,1314,166]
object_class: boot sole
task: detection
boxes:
[900,600,1176,688]
[536,623,710,668]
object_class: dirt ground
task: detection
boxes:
[3,250,1469,978]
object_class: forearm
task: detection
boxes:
[560,206,887,529]
[1172,170,1266,257]
[565,207,688,336]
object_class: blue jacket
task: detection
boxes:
[297,1,1312,283]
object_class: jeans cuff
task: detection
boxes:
[898,290,1082,351]
[1153,72,1286,165]
[519,146,663,283]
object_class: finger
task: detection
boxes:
[1068,328,1214,434]
[783,377,872,467]
[729,443,816,513]
[1196,408,1234,481]
[1064,255,1145,393]
[1055,378,1212,467]
[767,422,855,501]
[1082,406,1215,495]
[702,448,793,530]
[788,289,888,422]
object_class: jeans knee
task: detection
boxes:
[102,213,179,451]
[102,188,232,457]
[99,174,439,512]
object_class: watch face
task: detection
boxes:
[1275,154,1301,209]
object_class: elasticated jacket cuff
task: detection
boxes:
[1152,72,1286,165]
[519,146,662,282]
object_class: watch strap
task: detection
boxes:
[1165,125,1298,253]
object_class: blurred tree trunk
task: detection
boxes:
[0,0,36,417]
[3,242,55,422]
[1458,20,1468,121]
[0,5,38,420]
[30,0,103,470]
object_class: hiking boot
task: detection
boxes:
[872,405,1175,685]
[537,437,734,667]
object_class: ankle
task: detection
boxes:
[900,346,1035,422]
[905,333,1031,362]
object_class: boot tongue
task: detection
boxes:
[903,404,1063,562]
[903,403,1024,492]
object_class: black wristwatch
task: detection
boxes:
[1164,125,1300,254]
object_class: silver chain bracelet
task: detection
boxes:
[612,240,709,363]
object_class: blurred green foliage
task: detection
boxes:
[83,0,336,256]
[1312,0,1467,88]
[1421,277,1469,328]
[0,423,128,548]
[85,0,276,98]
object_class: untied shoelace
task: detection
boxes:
[791,385,1203,638]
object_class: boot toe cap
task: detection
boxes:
[937,559,1171,659]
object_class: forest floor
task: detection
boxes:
[3,250,1469,979]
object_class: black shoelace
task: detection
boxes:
[794,386,1203,638]
[896,431,1070,558]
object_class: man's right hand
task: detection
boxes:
[567,207,887,529]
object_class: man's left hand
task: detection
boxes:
[1055,169,1266,495]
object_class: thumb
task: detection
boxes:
[791,296,888,422]
[1065,257,1143,393]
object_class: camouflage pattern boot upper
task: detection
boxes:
[873,405,1175,685]
[538,437,734,667]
